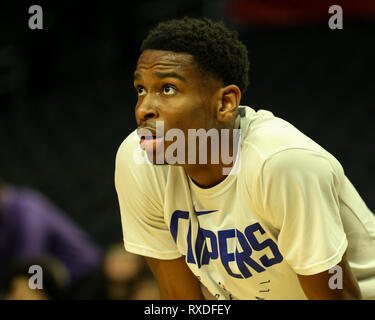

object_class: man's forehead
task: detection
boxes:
[136,50,195,71]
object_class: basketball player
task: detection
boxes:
[115,17,375,299]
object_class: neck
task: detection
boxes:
[183,115,240,188]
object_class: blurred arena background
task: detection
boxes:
[0,0,374,299]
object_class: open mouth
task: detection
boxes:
[137,127,164,151]
[139,135,164,151]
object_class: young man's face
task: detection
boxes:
[134,49,221,164]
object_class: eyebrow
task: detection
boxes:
[134,71,187,82]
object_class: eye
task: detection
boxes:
[163,85,177,95]
[136,86,147,96]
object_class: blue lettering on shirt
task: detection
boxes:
[245,223,283,267]
[170,210,283,279]
[235,229,266,277]
[218,229,242,278]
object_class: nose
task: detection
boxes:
[135,94,159,124]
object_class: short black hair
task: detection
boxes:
[141,17,250,94]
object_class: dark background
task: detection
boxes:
[1,0,374,250]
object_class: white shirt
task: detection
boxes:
[115,106,375,299]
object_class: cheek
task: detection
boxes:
[164,98,209,131]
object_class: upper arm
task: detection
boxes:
[297,253,362,300]
[260,149,348,274]
[115,137,180,259]
[145,256,205,300]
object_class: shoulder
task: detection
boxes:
[239,107,344,195]
[115,130,141,165]
[240,107,328,161]
[240,106,342,170]
[261,148,343,183]
[115,131,169,202]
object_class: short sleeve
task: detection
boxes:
[115,133,181,260]
[259,148,348,275]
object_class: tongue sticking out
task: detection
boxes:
[140,136,163,151]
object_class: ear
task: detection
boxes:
[216,85,241,123]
